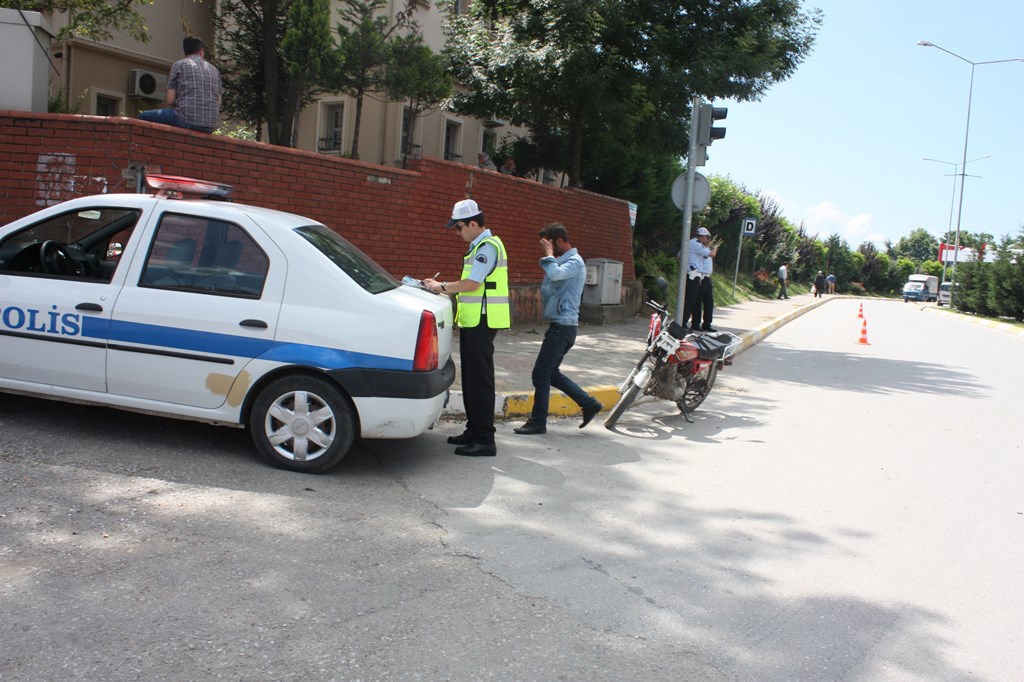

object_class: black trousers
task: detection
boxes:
[460,322,498,445]
[682,275,704,328]
[690,276,714,328]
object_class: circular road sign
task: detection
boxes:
[671,172,710,212]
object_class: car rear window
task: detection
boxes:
[295,224,398,294]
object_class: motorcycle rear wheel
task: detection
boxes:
[676,363,719,412]
[604,382,642,429]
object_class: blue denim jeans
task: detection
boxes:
[139,108,213,133]
[530,323,598,425]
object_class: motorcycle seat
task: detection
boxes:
[692,333,735,359]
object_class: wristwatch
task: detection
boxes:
[440,282,447,292]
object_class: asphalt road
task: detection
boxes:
[2,299,1022,680]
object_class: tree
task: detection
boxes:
[279,0,339,145]
[698,175,761,274]
[215,0,337,146]
[385,38,453,168]
[444,0,822,188]
[890,227,938,264]
[6,0,151,42]
[332,0,417,159]
[750,192,797,274]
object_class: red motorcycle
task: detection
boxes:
[604,280,742,429]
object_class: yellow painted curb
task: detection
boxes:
[503,385,621,418]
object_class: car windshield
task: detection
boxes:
[295,224,398,294]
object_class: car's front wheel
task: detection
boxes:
[250,374,355,473]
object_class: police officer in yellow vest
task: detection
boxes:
[424,199,510,456]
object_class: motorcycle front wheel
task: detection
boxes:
[604,382,642,429]
[676,362,719,412]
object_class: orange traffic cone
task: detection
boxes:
[857,303,864,319]
[857,319,870,345]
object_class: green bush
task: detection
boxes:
[751,269,777,295]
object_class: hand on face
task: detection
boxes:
[540,237,555,257]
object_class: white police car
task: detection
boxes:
[0,175,455,473]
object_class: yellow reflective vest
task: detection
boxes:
[456,234,510,329]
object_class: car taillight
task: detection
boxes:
[413,310,439,372]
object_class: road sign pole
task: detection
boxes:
[732,223,743,296]
[675,95,702,323]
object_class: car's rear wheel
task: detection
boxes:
[250,374,355,473]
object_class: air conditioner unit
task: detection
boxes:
[483,116,507,128]
[128,69,167,99]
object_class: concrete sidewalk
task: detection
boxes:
[443,292,830,420]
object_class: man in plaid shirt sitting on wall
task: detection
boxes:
[139,36,221,134]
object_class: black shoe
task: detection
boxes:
[446,431,474,445]
[514,420,546,435]
[580,402,603,429]
[701,325,717,332]
[454,442,497,457]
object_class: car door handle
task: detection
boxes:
[76,302,103,312]
[239,319,268,329]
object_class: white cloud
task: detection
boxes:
[805,201,881,246]
[758,190,787,213]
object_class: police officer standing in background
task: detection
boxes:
[424,199,510,457]
[682,227,717,331]
[690,227,718,332]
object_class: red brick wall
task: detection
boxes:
[1,111,636,321]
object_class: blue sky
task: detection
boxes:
[707,0,1024,250]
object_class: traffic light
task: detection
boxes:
[692,102,727,166]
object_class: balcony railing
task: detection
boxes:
[318,136,343,153]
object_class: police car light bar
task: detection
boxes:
[145,174,235,200]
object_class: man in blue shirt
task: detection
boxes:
[514,223,603,435]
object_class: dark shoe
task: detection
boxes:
[514,420,546,435]
[701,325,717,332]
[447,431,474,445]
[454,442,497,457]
[580,402,603,429]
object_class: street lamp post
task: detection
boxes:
[922,155,990,283]
[917,40,1023,302]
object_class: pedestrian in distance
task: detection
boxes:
[423,199,510,457]
[514,223,603,436]
[827,271,836,294]
[690,227,718,332]
[776,263,790,299]
[682,227,717,330]
[138,36,221,133]
[814,270,826,298]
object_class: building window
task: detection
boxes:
[482,129,497,155]
[92,90,124,117]
[96,95,120,116]
[400,105,421,159]
[444,119,462,162]
[319,103,344,153]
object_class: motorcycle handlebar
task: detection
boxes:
[645,300,669,315]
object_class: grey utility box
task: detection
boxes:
[0,9,55,113]
[582,258,623,305]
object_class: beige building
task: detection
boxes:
[18,1,534,177]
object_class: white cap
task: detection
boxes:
[446,199,481,227]
[696,227,711,236]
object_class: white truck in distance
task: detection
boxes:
[902,274,939,303]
